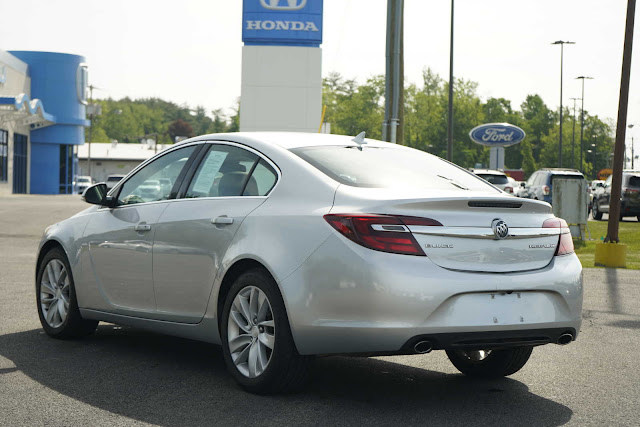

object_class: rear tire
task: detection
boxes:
[446,346,533,378]
[36,247,98,338]
[221,269,312,394]
[592,201,603,220]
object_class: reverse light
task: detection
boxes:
[323,214,442,256]
[543,217,574,255]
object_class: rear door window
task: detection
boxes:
[184,144,278,198]
[628,175,640,187]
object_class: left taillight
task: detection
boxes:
[543,217,574,256]
[323,214,442,256]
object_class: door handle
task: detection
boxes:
[212,216,234,225]
[134,223,151,232]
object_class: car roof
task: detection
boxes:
[179,132,395,150]
[470,169,506,175]
[539,168,584,175]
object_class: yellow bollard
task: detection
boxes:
[594,242,627,268]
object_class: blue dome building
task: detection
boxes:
[0,50,89,194]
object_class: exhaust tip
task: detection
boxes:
[414,341,433,354]
[557,333,573,345]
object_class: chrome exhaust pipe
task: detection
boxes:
[557,333,573,345]
[414,341,433,354]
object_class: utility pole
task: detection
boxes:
[382,0,404,144]
[570,97,581,169]
[552,40,575,168]
[88,84,94,180]
[606,0,635,244]
[629,124,635,169]
[447,0,454,161]
[576,76,593,172]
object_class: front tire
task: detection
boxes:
[446,347,533,378]
[36,247,98,338]
[221,269,311,394]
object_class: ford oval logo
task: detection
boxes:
[469,123,526,147]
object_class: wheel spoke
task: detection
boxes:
[229,334,253,352]
[230,310,251,333]
[238,295,253,325]
[257,295,270,323]
[248,342,258,377]
[232,341,251,365]
[51,260,63,283]
[257,319,274,328]
[46,263,57,289]
[249,288,259,319]
[57,299,67,320]
[46,302,56,323]
[258,332,275,349]
[257,340,268,372]
[41,281,56,296]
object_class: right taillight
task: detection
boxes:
[323,214,442,256]
[543,217,574,256]
[542,185,550,196]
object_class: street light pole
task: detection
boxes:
[570,97,581,169]
[552,41,575,168]
[629,124,635,169]
[576,76,594,172]
[447,0,454,161]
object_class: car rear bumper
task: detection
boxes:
[281,234,583,355]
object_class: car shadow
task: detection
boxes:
[0,325,572,426]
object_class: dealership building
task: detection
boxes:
[0,49,89,195]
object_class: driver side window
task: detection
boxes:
[117,146,197,205]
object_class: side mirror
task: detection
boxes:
[82,183,116,207]
[520,182,526,187]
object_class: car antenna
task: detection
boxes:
[352,131,367,150]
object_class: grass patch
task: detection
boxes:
[574,219,640,269]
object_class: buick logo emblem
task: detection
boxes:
[492,219,509,240]
[260,0,307,10]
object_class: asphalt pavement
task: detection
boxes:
[1,195,639,426]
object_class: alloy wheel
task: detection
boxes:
[40,259,70,328]
[227,286,275,378]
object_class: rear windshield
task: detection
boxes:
[291,146,498,192]
[628,175,640,187]
[107,176,123,182]
[476,174,509,185]
[550,174,585,183]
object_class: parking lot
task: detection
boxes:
[1,195,639,426]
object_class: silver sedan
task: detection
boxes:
[36,132,582,394]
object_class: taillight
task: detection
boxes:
[504,186,513,193]
[623,188,639,196]
[543,217,574,255]
[323,214,442,256]
[542,185,550,196]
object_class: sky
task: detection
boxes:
[2,0,639,143]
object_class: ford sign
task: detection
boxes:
[469,123,526,147]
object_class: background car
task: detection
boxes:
[469,169,513,194]
[35,132,582,394]
[75,176,93,194]
[592,171,640,221]
[523,168,587,204]
[105,174,126,190]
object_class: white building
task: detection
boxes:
[77,142,174,183]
